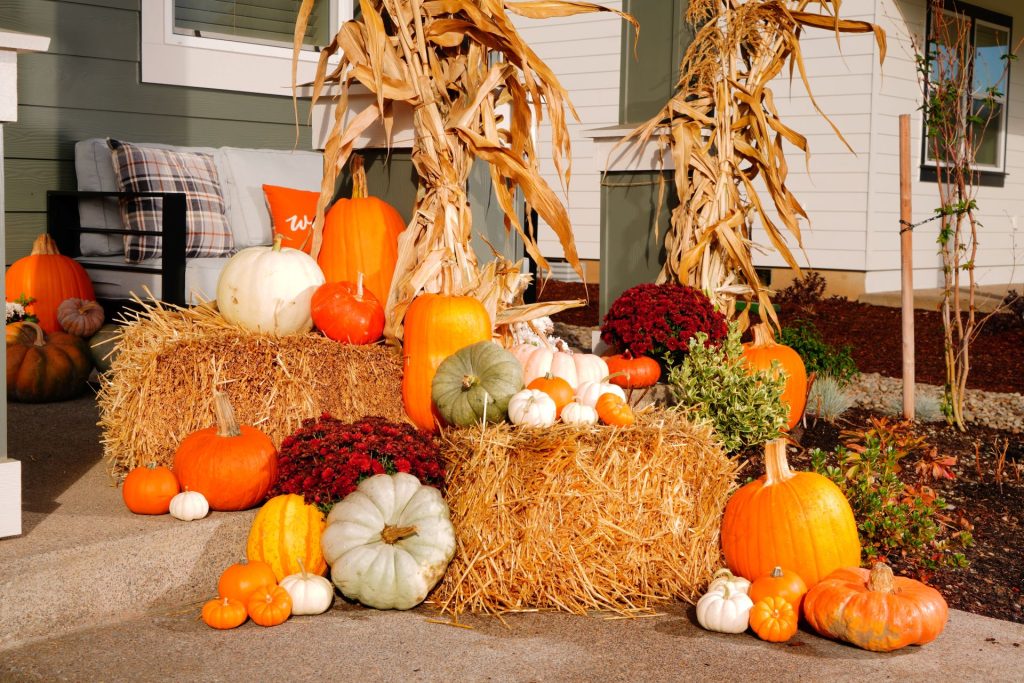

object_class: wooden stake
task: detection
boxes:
[899,114,915,421]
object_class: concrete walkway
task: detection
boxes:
[1,396,1023,682]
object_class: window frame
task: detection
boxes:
[920,0,1013,186]
[141,0,354,96]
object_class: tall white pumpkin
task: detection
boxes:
[216,235,325,336]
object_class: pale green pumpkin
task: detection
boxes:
[431,341,523,426]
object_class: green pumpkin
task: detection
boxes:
[431,341,523,426]
[88,324,122,374]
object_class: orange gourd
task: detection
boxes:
[247,585,292,627]
[317,156,405,304]
[5,234,95,333]
[749,596,799,643]
[742,323,807,430]
[173,391,277,511]
[201,596,248,630]
[803,563,949,652]
[527,374,575,418]
[603,350,661,389]
[402,293,491,432]
[721,439,860,587]
[749,566,808,615]
[595,393,635,427]
[121,463,180,515]
[217,560,278,605]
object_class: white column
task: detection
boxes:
[0,29,51,539]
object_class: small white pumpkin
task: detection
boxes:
[216,234,325,336]
[575,379,627,408]
[706,568,751,595]
[696,583,754,634]
[168,490,209,521]
[321,473,455,610]
[507,389,557,428]
[280,561,335,615]
[511,343,609,389]
[560,401,598,426]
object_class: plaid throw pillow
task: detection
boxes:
[110,140,234,263]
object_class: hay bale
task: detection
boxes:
[433,409,738,617]
[99,300,406,479]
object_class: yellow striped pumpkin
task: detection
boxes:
[246,494,327,581]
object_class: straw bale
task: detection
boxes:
[433,409,738,617]
[98,300,405,479]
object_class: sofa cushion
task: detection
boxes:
[77,255,228,305]
[110,141,235,263]
[217,147,322,248]
[263,184,319,252]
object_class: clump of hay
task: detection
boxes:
[99,299,406,479]
[432,409,737,617]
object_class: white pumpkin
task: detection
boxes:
[706,568,751,596]
[216,234,325,336]
[280,563,335,616]
[696,583,754,634]
[507,389,557,428]
[168,490,209,521]
[560,401,598,426]
[511,343,609,389]
[320,473,455,610]
[575,380,627,408]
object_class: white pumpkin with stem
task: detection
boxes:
[575,378,627,408]
[696,583,754,634]
[168,490,209,521]
[560,401,598,426]
[320,473,455,610]
[507,389,557,428]
[216,234,325,336]
[280,559,335,616]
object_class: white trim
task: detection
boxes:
[141,0,353,96]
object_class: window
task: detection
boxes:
[922,0,1012,183]
[141,0,356,96]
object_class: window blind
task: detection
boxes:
[174,0,329,50]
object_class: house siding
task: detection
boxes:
[1,0,314,264]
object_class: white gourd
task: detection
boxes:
[507,389,557,427]
[706,568,751,595]
[168,490,209,521]
[560,401,598,426]
[696,583,754,634]
[280,562,335,615]
[575,380,626,408]
[320,473,455,610]
[216,234,325,336]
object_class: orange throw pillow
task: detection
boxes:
[263,184,319,253]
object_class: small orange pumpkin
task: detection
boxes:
[310,273,385,344]
[5,234,95,333]
[603,350,661,389]
[201,596,248,630]
[742,323,807,430]
[749,596,799,643]
[527,373,575,418]
[803,563,949,652]
[247,584,292,627]
[121,463,180,515]
[749,566,808,615]
[595,393,635,427]
[56,298,104,337]
[217,560,278,606]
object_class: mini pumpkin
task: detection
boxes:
[595,393,635,427]
[575,379,626,408]
[560,401,598,426]
[749,596,799,643]
[56,298,104,337]
[431,341,524,426]
[527,373,575,418]
[507,389,557,428]
[749,566,808,615]
[280,560,335,616]
[217,560,278,606]
[247,584,292,627]
[202,596,247,630]
[169,490,209,521]
[122,463,180,515]
[696,583,753,634]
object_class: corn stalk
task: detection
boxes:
[621,0,885,328]
[295,0,635,341]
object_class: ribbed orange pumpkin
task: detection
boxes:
[742,323,807,430]
[246,494,327,581]
[317,156,405,304]
[6,321,93,403]
[402,293,491,432]
[721,439,860,587]
[804,563,949,652]
[173,391,278,511]
[5,234,95,333]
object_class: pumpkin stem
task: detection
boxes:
[867,563,897,594]
[380,524,417,544]
[461,375,478,391]
[750,323,777,348]
[770,566,784,578]
[298,558,308,580]
[30,233,61,256]
[764,439,795,485]
[212,391,243,438]
[23,321,46,347]
[356,272,365,299]
[351,154,367,199]
[272,233,284,252]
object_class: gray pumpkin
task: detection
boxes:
[88,324,122,374]
[431,341,524,426]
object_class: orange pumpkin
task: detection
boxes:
[173,391,277,511]
[603,350,661,389]
[742,323,807,430]
[218,560,278,605]
[201,596,248,630]
[6,321,93,403]
[317,156,405,304]
[749,596,799,643]
[121,463,180,515]
[247,585,292,627]
[595,393,635,427]
[310,273,385,344]
[402,293,491,432]
[749,566,808,615]
[5,234,95,333]
[803,563,949,652]
[721,439,860,587]
[527,373,575,418]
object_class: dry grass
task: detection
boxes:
[431,408,737,617]
[98,298,405,479]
